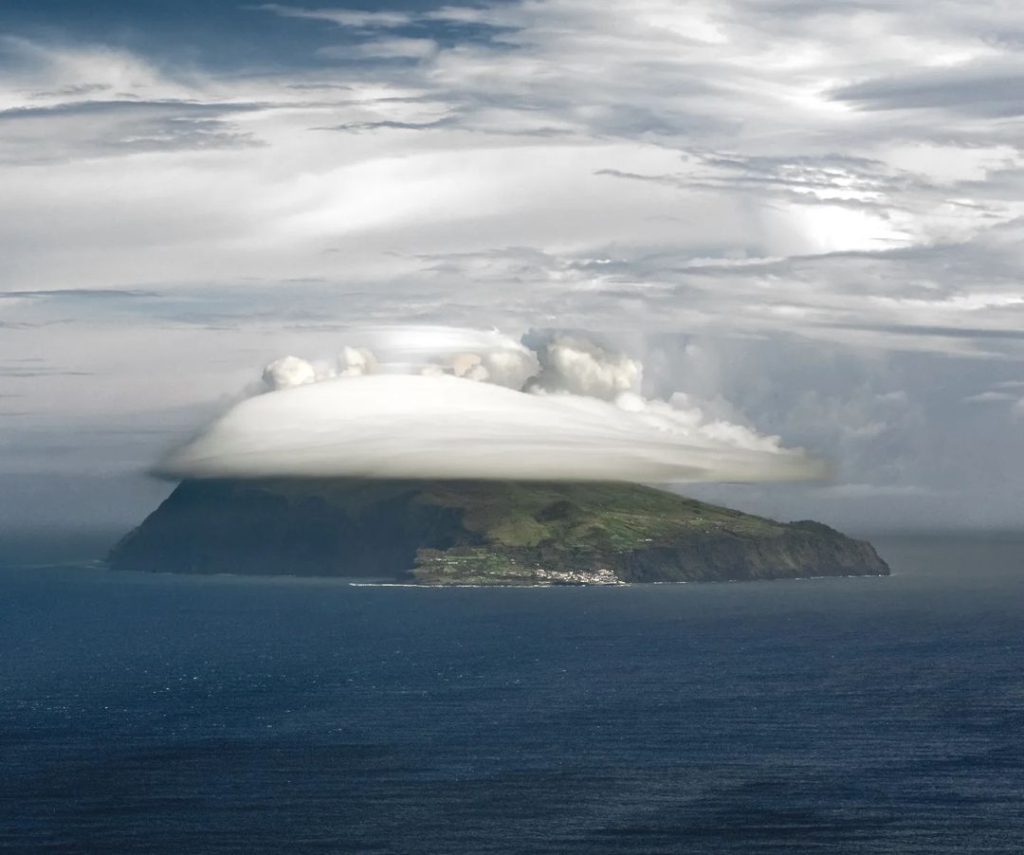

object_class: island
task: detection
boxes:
[108,479,889,584]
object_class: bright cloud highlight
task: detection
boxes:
[159,328,824,484]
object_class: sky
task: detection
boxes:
[1,0,1023,536]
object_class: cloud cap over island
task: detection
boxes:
[157,328,826,484]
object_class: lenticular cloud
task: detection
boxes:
[157,328,826,484]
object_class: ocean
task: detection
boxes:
[1,535,1022,853]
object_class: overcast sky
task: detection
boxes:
[1,0,1023,535]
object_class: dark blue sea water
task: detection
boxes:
[1,535,1022,854]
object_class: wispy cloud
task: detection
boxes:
[254,4,415,29]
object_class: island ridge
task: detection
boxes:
[109,479,890,584]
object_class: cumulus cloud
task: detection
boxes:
[261,346,378,391]
[262,355,317,390]
[525,332,642,400]
[158,328,824,484]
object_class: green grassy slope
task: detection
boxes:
[416,481,783,547]
[259,478,784,548]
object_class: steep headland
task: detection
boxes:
[108,479,889,584]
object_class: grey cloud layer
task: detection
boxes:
[0,99,264,162]
[1,1,1023,527]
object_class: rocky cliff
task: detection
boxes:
[108,479,889,584]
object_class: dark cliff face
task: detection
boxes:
[108,480,468,578]
[108,479,890,583]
